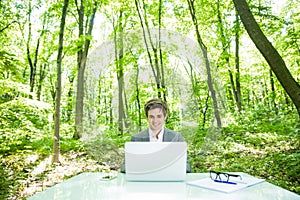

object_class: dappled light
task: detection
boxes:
[18,152,112,199]
[1,0,300,199]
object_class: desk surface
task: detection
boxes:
[28,172,300,200]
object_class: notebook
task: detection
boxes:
[125,142,187,181]
[187,173,265,193]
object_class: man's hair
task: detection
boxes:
[144,98,168,118]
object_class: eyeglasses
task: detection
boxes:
[210,170,242,183]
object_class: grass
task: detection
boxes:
[188,122,300,194]
[1,115,299,199]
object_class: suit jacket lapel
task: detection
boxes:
[140,129,150,141]
[163,128,172,141]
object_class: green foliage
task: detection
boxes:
[0,51,22,81]
[190,111,300,194]
[0,97,86,199]
[60,124,85,152]
[1,0,299,198]
[0,80,30,103]
[166,109,181,130]
[0,162,12,199]
[0,98,51,155]
[83,127,131,170]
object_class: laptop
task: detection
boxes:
[125,142,187,181]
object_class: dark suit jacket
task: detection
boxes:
[121,127,191,173]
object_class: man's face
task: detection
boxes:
[147,108,166,133]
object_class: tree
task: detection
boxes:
[187,0,222,128]
[215,0,242,112]
[24,1,48,99]
[234,9,242,112]
[134,0,167,100]
[74,0,98,139]
[233,0,300,118]
[53,0,69,163]
[113,9,127,134]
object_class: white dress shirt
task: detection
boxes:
[149,127,165,142]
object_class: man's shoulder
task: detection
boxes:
[163,127,184,142]
[131,129,149,141]
[164,127,179,135]
[132,129,148,136]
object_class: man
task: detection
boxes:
[121,98,191,173]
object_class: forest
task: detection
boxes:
[0,0,299,199]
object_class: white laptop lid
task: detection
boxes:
[125,142,187,181]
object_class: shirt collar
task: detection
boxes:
[149,127,165,142]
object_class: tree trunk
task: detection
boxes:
[37,64,47,101]
[26,1,35,99]
[158,0,167,101]
[53,0,69,164]
[187,0,222,128]
[184,60,207,127]
[74,1,97,139]
[134,0,166,99]
[49,74,56,105]
[66,74,75,121]
[235,10,242,112]
[114,10,126,134]
[216,0,241,112]
[233,0,300,118]
[135,63,142,131]
[75,57,85,139]
[26,3,46,99]
[269,69,277,113]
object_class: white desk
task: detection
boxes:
[27,172,300,200]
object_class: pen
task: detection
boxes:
[214,180,237,185]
